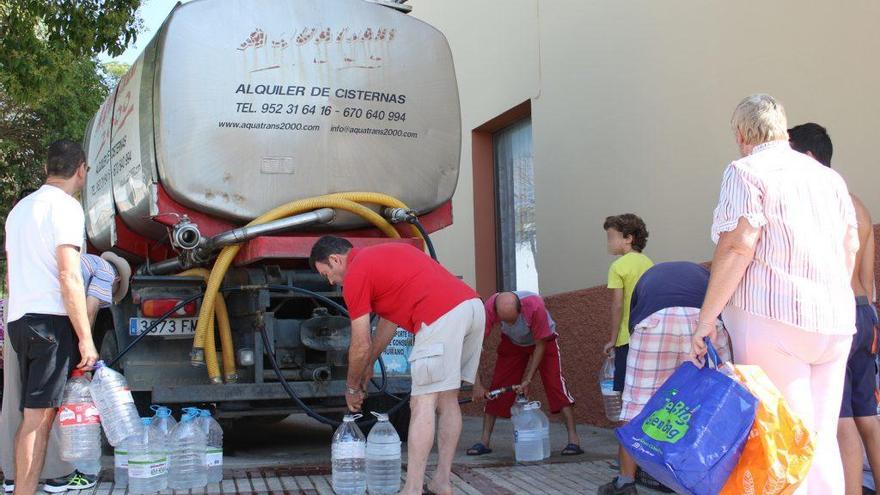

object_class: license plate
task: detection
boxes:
[128,318,197,337]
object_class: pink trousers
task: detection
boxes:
[723,305,852,495]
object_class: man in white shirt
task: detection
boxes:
[4,140,98,495]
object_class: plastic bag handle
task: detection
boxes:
[704,337,721,369]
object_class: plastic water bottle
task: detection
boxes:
[168,410,207,490]
[58,369,101,461]
[510,393,529,418]
[366,412,400,494]
[89,360,141,446]
[195,409,224,483]
[331,414,366,495]
[128,418,167,494]
[115,440,130,488]
[149,406,177,490]
[513,402,544,462]
[535,407,550,459]
[600,353,622,422]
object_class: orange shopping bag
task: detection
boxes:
[720,364,814,495]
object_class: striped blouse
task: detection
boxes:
[711,140,857,335]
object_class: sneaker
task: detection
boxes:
[42,471,97,493]
[2,479,13,493]
[597,477,639,495]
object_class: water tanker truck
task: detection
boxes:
[82,0,460,436]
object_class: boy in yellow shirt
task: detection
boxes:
[600,213,652,495]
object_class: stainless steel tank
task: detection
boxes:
[83,0,461,251]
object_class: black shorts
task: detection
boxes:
[613,344,629,392]
[7,314,74,410]
[841,298,878,418]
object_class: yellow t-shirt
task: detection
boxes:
[607,252,654,346]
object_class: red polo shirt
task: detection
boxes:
[342,244,478,333]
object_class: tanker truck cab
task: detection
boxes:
[83,0,460,437]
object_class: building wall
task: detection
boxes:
[410,0,880,294]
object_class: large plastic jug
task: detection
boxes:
[128,417,167,494]
[89,360,140,446]
[195,409,224,483]
[331,414,366,495]
[513,402,544,462]
[149,406,177,490]
[366,412,401,494]
[168,410,207,490]
[59,369,101,461]
[600,352,622,422]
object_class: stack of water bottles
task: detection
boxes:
[58,369,101,462]
[168,408,208,490]
[331,411,403,495]
[512,400,549,462]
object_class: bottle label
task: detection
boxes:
[128,457,167,478]
[115,451,128,469]
[58,403,100,426]
[206,449,223,467]
[331,443,365,460]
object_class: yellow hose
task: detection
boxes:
[177,268,235,383]
[191,195,403,369]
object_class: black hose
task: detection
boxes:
[410,219,437,261]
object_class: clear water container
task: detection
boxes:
[366,412,401,494]
[89,360,141,446]
[149,406,177,491]
[331,414,366,495]
[195,409,224,483]
[59,369,101,461]
[512,402,544,462]
[128,417,167,494]
[168,410,207,490]
[600,352,622,422]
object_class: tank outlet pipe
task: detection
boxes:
[312,366,332,382]
[202,208,336,252]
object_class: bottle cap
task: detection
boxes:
[151,405,173,419]
[342,413,363,422]
[524,401,542,410]
[199,409,211,418]
[70,369,85,378]
[93,360,105,369]
[141,417,152,426]
[371,411,389,422]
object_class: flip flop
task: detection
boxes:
[561,443,584,456]
[466,442,493,455]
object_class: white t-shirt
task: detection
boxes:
[4,185,85,322]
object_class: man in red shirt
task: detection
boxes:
[468,291,581,456]
[310,236,484,495]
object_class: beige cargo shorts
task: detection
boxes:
[408,298,485,396]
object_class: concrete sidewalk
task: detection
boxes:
[1,414,669,494]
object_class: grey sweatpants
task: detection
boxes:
[0,335,74,480]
